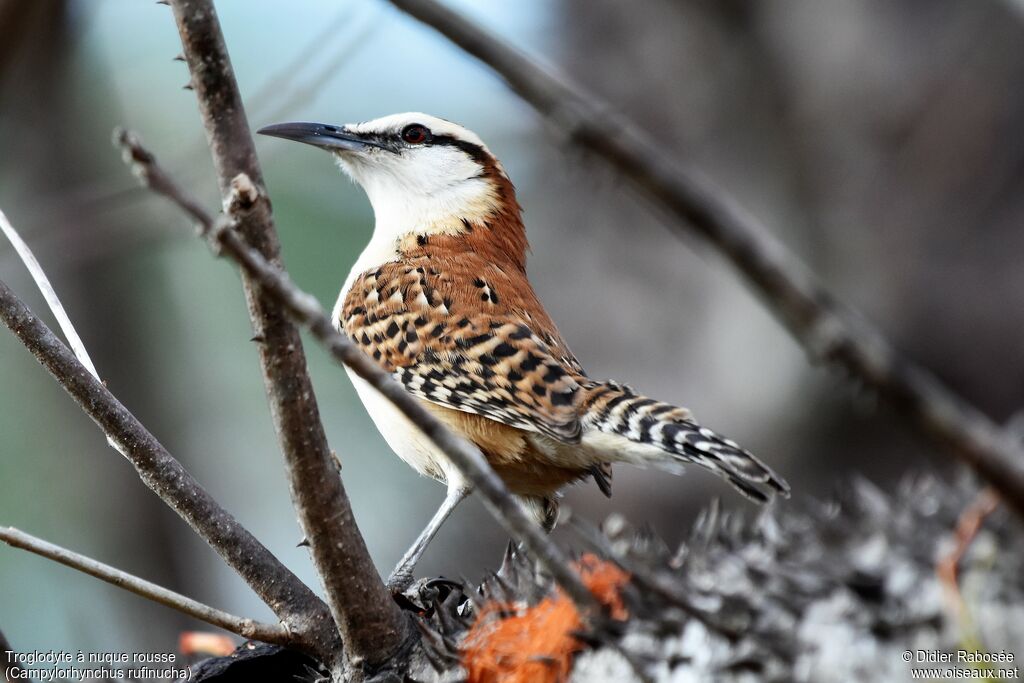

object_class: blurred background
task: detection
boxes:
[2,0,1023,658]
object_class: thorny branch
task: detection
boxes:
[116,130,602,617]
[0,527,292,646]
[0,272,325,653]
[385,0,1024,518]
[166,0,405,672]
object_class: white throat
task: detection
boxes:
[335,155,499,289]
[325,112,508,324]
[333,160,498,326]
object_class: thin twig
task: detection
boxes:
[0,209,100,378]
[384,0,1024,518]
[0,270,330,659]
[166,0,406,672]
[116,131,602,618]
[0,527,292,646]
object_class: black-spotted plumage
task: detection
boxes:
[262,111,790,591]
[340,233,789,508]
[266,110,795,536]
[341,252,583,445]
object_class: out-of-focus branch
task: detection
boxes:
[384,0,1024,518]
[116,131,602,616]
[0,272,338,654]
[0,527,292,646]
[165,0,407,672]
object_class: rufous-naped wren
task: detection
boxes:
[259,113,789,589]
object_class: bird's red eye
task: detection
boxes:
[401,124,430,144]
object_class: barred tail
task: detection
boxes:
[581,381,789,503]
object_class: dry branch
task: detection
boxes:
[116,131,602,617]
[0,527,291,646]
[166,0,407,672]
[0,208,99,378]
[384,0,1024,517]
[0,274,327,654]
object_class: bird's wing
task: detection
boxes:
[340,255,586,443]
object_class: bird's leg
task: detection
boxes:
[387,485,470,592]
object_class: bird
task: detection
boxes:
[258,113,789,590]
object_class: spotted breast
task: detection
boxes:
[338,235,598,522]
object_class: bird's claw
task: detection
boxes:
[386,568,415,593]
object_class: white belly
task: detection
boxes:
[346,367,465,488]
[337,253,463,489]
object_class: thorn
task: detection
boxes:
[296,536,310,548]
[173,54,185,62]
[490,571,516,603]
[497,540,516,576]
[182,83,194,91]
[250,334,265,343]
[156,0,169,5]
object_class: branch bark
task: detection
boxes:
[165,0,409,673]
[116,131,602,617]
[383,0,1024,518]
[0,274,330,655]
[0,527,292,646]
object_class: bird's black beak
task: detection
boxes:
[256,121,381,152]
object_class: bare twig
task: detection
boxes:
[0,272,330,658]
[166,0,407,672]
[0,204,303,642]
[0,208,100,378]
[116,131,602,617]
[0,527,292,646]
[384,0,1024,517]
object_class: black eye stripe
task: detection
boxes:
[350,126,488,161]
[428,134,488,163]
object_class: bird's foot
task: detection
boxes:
[386,567,415,593]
